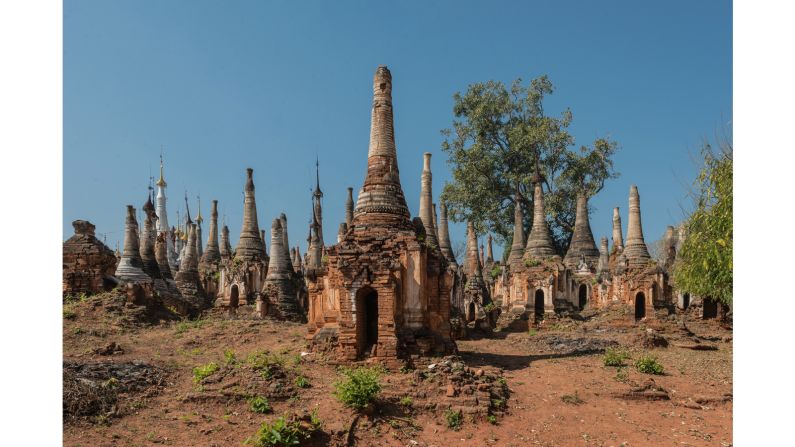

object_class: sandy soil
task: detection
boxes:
[63,297,732,447]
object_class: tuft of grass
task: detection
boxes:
[294,376,310,388]
[244,413,321,447]
[528,328,537,337]
[635,355,664,375]
[248,395,272,414]
[175,318,205,335]
[63,308,77,320]
[487,415,498,425]
[400,396,413,407]
[560,391,584,405]
[444,408,463,431]
[614,367,629,382]
[247,351,286,379]
[192,362,219,384]
[333,366,381,411]
[603,347,630,367]
[224,349,237,366]
[491,398,506,410]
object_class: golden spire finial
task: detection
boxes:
[156,147,167,187]
[195,195,203,223]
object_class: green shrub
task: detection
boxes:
[245,413,320,447]
[444,408,462,431]
[63,309,77,320]
[248,396,272,414]
[524,258,541,268]
[224,349,237,365]
[490,265,502,280]
[333,366,382,411]
[603,348,630,367]
[247,351,286,379]
[294,376,310,388]
[614,367,629,382]
[487,415,498,425]
[635,355,664,375]
[483,302,496,313]
[528,328,537,337]
[192,362,219,383]
[560,391,584,405]
[400,396,413,407]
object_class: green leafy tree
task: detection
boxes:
[673,139,733,306]
[440,76,619,252]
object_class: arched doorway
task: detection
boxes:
[703,298,718,319]
[356,288,379,356]
[578,284,588,310]
[467,301,476,322]
[534,289,545,322]
[682,293,690,310]
[635,292,646,321]
[230,284,239,308]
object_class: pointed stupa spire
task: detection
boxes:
[194,196,203,259]
[345,187,354,226]
[623,185,652,267]
[140,194,162,279]
[312,160,324,247]
[479,244,485,268]
[438,202,457,266]
[156,151,167,187]
[114,205,151,283]
[507,186,525,269]
[337,222,348,243]
[524,167,557,260]
[597,236,610,275]
[235,168,266,260]
[280,213,294,272]
[353,66,411,227]
[201,200,221,264]
[259,230,268,256]
[155,232,173,280]
[563,193,600,269]
[612,207,624,253]
[464,222,481,277]
[418,152,440,248]
[293,246,303,273]
[154,153,177,270]
[307,213,322,270]
[179,224,199,274]
[263,219,301,320]
[486,234,494,263]
[184,191,192,225]
[219,225,232,260]
[432,203,440,245]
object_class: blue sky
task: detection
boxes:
[64,0,732,259]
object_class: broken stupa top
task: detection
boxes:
[353,66,411,227]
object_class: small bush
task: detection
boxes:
[483,302,496,313]
[635,355,664,375]
[614,367,629,382]
[224,349,237,365]
[192,362,219,383]
[400,396,413,407]
[524,258,541,268]
[491,398,505,410]
[294,376,310,388]
[247,351,286,379]
[487,415,498,425]
[245,413,320,447]
[560,391,584,405]
[603,348,630,367]
[333,366,382,411]
[63,308,77,320]
[248,396,271,414]
[528,328,537,337]
[444,408,462,431]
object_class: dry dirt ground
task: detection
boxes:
[63,295,732,447]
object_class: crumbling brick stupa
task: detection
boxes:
[63,220,117,298]
[305,66,456,367]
